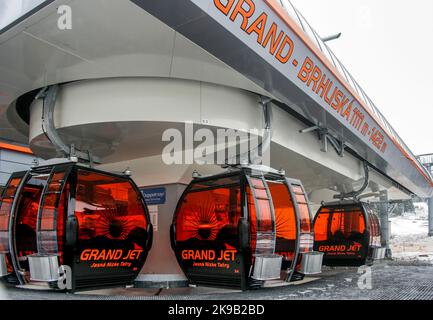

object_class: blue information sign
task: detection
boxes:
[140,187,166,205]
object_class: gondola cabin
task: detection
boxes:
[0,161,153,291]
[170,166,323,290]
[313,201,384,267]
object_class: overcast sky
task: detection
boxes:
[291,0,433,156]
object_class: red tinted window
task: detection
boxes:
[75,170,147,246]
[314,210,330,241]
[315,206,366,243]
[268,182,296,241]
[0,177,23,253]
[330,210,365,237]
[268,181,297,259]
[292,185,311,233]
[16,174,50,262]
[247,178,275,256]
[366,206,381,246]
[38,171,69,264]
[176,182,241,243]
[0,176,24,272]
[246,186,257,253]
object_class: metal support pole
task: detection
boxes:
[379,191,392,258]
[428,197,433,237]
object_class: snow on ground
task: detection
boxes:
[390,203,433,264]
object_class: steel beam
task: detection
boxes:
[428,197,433,237]
[379,190,392,258]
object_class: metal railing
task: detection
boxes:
[417,154,433,166]
[278,0,432,180]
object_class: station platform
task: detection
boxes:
[3,261,433,300]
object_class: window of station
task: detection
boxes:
[75,170,148,248]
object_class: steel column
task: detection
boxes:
[428,197,433,237]
[379,191,392,258]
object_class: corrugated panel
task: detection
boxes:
[0,172,11,185]
[0,150,34,185]
[0,149,36,164]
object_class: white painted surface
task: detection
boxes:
[27,77,406,202]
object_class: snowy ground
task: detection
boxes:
[390,202,433,264]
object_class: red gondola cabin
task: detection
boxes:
[313,201,384,266]
[170,166,323,290]
[0,161,153,291]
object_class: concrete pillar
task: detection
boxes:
[428,197,433,237]
[379,191,392,258]
[137,183,189,288]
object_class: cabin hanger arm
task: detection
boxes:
[334,161,370,201]
[36,85,101,165]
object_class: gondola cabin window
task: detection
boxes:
[315,207,366,244]
[75,170,148,247]
[175,178,241,244]
[0,176,23,273]
[267,181,297,261]
[16,174,50,270]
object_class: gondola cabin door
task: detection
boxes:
[172,174,245,289]
[71,168,152,290]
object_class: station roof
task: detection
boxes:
[0,0,431,197]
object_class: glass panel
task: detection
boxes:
[292,185,311,233]
[366,206,381,247]
[176,183,241,245]
[38,171,68,265]
[330,209,365,240]
[248,178,274,255]
[16,173,49,270]
[316,206,366,242]
[0,177,23,247]
[190,176,240,192]
[268,181,296,261]
[314,212,329,242]
[0,176,25,273]
[75,170,148,249]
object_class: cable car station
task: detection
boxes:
[0,0,432,298]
